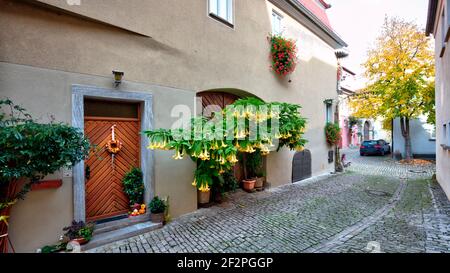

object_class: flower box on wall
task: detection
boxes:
[31,180,62,191]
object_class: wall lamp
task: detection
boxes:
[112,70,124,87]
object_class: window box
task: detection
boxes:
[31,180,62,191]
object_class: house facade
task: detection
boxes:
[427,0,450,199]
[337,67,391,149]
[392,117,436,159]
[337,66,357,148]
[0,0,346,252]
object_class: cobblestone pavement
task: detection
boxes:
[88,149,450,253]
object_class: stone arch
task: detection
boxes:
[196,89,265,183]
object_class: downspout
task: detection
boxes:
[391,118,394,158]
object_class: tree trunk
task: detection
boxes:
[400,117,412,161]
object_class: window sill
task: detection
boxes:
[31,180,62,191]
[441,144,450,151]
[209,13,234,29]
[440,45,446,58]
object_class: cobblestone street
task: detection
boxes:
[88,149,450,253]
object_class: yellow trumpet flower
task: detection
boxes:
[199,184,210,192]
[172,150,184,160]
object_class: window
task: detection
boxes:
[440,2,450,57]
[272,10,283,35]
[448,122,450,146]
[84,99,139,119]
[444,124,447,139]
[326,104,333,123]
[209,0,233,26]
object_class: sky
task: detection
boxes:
[327,0,430,83]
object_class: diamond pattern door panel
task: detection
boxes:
[84,118,140,222]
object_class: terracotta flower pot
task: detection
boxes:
[72,237,88,245]
[197,190,211,204]
[255,177,265,189]
[242,179,256,191]
[150,212,165,223]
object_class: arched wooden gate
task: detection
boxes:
[197,91,244,181]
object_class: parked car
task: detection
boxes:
[360,140,391,156]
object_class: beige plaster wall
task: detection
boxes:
[0,0,339,251]
[0,62,197,252]
[434,0,450,199]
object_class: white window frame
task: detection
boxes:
[272,10,283,35]
[326,104,333,123]
[448,122,450,146]
[208,0,234,27]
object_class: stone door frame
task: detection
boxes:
[71,84,154,222]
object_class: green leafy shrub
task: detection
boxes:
[122,167,144,206]
[0,99,90,186]
[222,171,238,192]
[0,99,90,252]
[245,151,263,178]
[63,220,95,241]
[149,196,166,214]
[325,122,341,145]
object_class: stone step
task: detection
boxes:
[82,221,162,251]
[94,214,151,235]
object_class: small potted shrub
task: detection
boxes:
[149,196,166,224]
[122,168,146,216]
[242,178,256,191]
[63,221,95,245]
[243,151,264,191]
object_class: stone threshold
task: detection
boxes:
[82,214,162,251]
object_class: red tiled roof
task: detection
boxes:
[298,0,333,29]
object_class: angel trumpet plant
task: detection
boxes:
[144,98,307,193]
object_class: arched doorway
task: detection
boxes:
[197,91,247,182]
[292,150,312,183]
[364,121,371,141]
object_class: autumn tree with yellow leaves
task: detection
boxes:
[349,17,435,161]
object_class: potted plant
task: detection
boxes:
[63,221,95,245]
[325,122,341,146]
[268,34,298,77]
[243,151,264,191]
[122,167,145,208]
[149,196,166,224]
[192,163,214,205]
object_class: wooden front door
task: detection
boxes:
[84,101,141,222]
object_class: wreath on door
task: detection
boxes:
[106,125,122,154]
